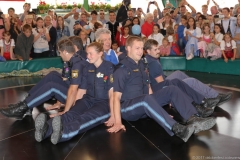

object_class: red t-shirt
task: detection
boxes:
[141,21,154,37]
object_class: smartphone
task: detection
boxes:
[76,9,81,13]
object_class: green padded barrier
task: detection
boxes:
[0,57,63,73]
[160,56,186,71]
[186,58,240,75]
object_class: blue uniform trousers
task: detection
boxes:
[166,71,218,98]
[152,79,204,104]
[44,95,110,142]
[121,86,198,136]
[26,71,70,108]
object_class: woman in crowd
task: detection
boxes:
[32,17,50,58]
[56,16,70,42]
[142,13,154,37]
[159,13,175,36]
[9,17,21,43]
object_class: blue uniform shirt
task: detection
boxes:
[145,54,166,87]
[113,57,150,102]
[104,49,119,65]
[67,54,88,85]
[80,60,114,99]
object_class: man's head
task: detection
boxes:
[136,8,142,17]
[44,15,52,27]
[127,9,134,19]
[144,39,160,59]
[57,39,75,62]
[126,36,144,63]
[202,5,208,14]
[210,6,218,15]
[68,36,83,52]
[23,3,31,12]
[99,9,105,19]
[109,10,116,22]
[180,5,187,15]
[8,8,15,17]
[22,24,32,37]
[222,7,230,18]
[95,28,112,52]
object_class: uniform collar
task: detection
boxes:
[126,56,138,65]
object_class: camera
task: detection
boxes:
[214,14,224,18]
[150,1,155,4]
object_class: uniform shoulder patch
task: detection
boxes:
[72,70,79,78]
[110,74,114,83]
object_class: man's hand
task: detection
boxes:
[71,8,76,14]
[105,116,115,127]
[50,111,66,118]
[107,123,126,133]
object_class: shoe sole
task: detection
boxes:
[35,113,47,142]
[0,110,24,120]
[51,116,62,145]
[217,94,232,106]
[194,118,216,134]
[182,124,195,142]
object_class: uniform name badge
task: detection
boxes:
[72,70,79,78]
[96,72,104,78]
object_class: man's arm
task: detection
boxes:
[184,1,196,14]
[107,91,126,133]
[64,8,75,19]
[75,89,86,101]
[155,75,164,83]
[105,88,115,126]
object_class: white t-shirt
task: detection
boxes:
[148,33,164,46]
[168,35,173,43]
[184,27,202,37]
[160,22,176,30]
[0,39,15,48]
[65,16,80,36]
[220,40,237,50]
[32,28,49,49]
[215,33,224,42]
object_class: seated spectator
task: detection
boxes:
[14,24,34,61]
[119,25,130,52]
[148,24,164,46]
[159,37,171,56]
[158,13,175,36]
[9,17,21,43]
[0,31,16,60]
[178,15,187,54]
[44,15,57,57]
[32,17,50,58]
[21,14,35,29]
[56,16,70,42]
[166,26,180,55]
[197,15,207,29]
[141,13,154,37]
[111,41,120,55]
[233,15,240,58]
[89,10,102,42]
[79,30,90,50]
[221,33,236,63]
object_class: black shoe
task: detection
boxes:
[217,92,232,106]
[8,104,32,116]
[0,101,29,120]
[187,115,216,134]
[51,116,63,145]
[202,97,220,109]
[172,123,195,142]
[193,103,214,118]
[35,113,48,142]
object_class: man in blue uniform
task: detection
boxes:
[34,42,114,144]
[108,36,216,142]
[144,39,231,105]
[0,39,88,120]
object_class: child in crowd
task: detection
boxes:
[159,37,171,56]
[79,30,90,50]
[221,33,236,63]
[206,24,223,60]
[14,24,34,61]
[148,24,164,46]
[119,25,130,52]
[198,24,212,57]
[56,16,70,42]
[178,15,187,54]
[0,31,16,60]
[9,17,21,43]
[111,41,120,55]
[184,17,202,60]
[158,13,175,36]
[166,26,180,55]
[32,17,50,58]
[233,15,240,58]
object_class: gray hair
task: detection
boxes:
[44,15,52,21]
[95,28,111,41]
[145,13,153,20]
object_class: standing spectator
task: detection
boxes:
[184,17,201,60]
[0,31,15,60]
[173,0,196,24]
[21,14,35,29]
[221,33,236,63]
[99,9,107,24]
[233,0,240,16]
[122,9,134,26]
[15,24,33,61]
[44,15,57,57]
[5,8,18,31]
[147,1,162,24]
[158,13,175,36]
[119,25,130,52]
[136,8,145,26]
[9,17,21,43]
[106,11,119,43]
[148,24,164,46]
[142,13,154,37]
[202,4,209,17]
[233,15,240,58]
[56,16,70,42]
[79,30,90,50]
[178,15,187,54]
[32,17,50,58]
[48,10,57,28]
[89,10,102,42]
[19,3,31,22]
[64,8,80,36]
[0,15,5,40]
